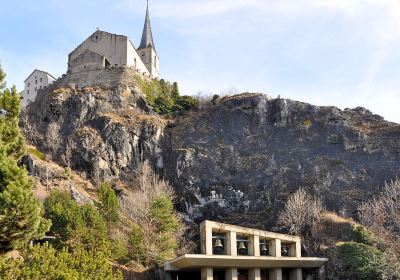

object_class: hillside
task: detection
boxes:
[21,68,400,230]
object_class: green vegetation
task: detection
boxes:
[149,196,180,264]
[43,190,109,252]
[134,75,198,114]
[332,225,400,280]
[97,182,119,224]
[0,64,51,253]
[27,147,46,161]
[303,119,312,128]
[0,244,122,280]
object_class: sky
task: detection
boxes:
[1,0,400,123]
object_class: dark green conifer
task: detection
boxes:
[0,64,50,253]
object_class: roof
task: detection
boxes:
[24,69,56,83]
[138,1,156,50]
[165,254,329,271]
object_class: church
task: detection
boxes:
[67,2,159,78]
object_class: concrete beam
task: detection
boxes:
[270,268,282,280]
[226,231,237,256]
[225,268,238,280]
[201,267,213,280]
[249,268,261,280]
[289,268,302,280]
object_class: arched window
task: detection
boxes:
[134,58,137,68]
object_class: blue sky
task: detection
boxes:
[1,0,400,122]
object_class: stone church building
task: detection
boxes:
[68,2,159,78]
[21,2,159,107]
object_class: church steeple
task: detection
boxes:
[139,0,155,50]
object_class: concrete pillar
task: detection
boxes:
[201,267,213,280]
[249,268,261,280]
[318,265,326,280]
[270,268,282,280]
[225,268,238,280]
[270,238,281,257]
[249,235,260,256]
[288,241,301,257]
[201,221,213,255]
[289,268,302,280]
[226,231,237,256]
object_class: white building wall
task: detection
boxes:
[126,40,149,74]
[22,70,55,107]
[68,31,129,69]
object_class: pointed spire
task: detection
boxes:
[139,0,155,50]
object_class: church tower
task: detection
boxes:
[137,0,160,78]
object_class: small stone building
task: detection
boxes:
[21,69,56,107]
[163,220,328,280]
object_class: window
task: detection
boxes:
[40,78,43,82]
[35,87,37,92]
[134,58,137,68]
[40,86,42,89]
[27,90,29,94]
[154,56,157,68]
[28,82,30,87]
[35,80,37,84]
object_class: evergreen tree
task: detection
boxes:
[97,182,119,224]
[171,82,180,100]
[0,243,122,280]
[0,65,50,253]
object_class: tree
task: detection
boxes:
[0,243,122,280]
[120,161,186,266]
[277,188,323,235]
[0,64,50,253]
[43,190,109,252]
[97,182,119,224]
[171,82,179,100]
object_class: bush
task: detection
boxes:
[335,242,397,280]
[43,190,109,252]
[0,243,122,280]
[97,182,119,224]
[134,75,198,114]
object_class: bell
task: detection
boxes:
[261,244,268,252]
[214,239,223,248]
[281,246,288,255]
[238,241,246,250]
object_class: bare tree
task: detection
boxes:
[278,188,324,236]
[119,161,188,266]
[359,179,400,237]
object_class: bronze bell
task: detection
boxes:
[282,246,288,255]
[214,239,223,248]
[238,241,246,250]
[261,243,268,252]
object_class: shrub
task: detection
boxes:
[336,242,396,280]
[97,182,119,224]
[43,190,109,252]
[0,243,122,280]
[134,74,198,114]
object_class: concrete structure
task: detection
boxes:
[67,2,159,78]
[164,221,328,280]
[21,69,56,107]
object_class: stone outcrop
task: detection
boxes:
[22,70,400,228]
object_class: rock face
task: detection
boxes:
[164,94,400,226]
[22,70,400,228]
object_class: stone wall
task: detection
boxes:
[52,67,153,89]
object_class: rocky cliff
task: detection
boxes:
[22,69,400,229]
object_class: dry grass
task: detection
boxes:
[101,110,167,127]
